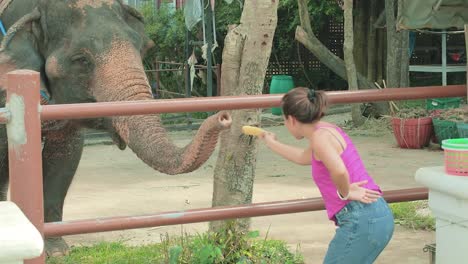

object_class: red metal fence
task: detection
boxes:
[3,70,467,264]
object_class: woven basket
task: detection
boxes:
[433,118,460,143]
[456,122,468,138]
[442,139,468,176]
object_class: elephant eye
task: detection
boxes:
[71,54,90,66]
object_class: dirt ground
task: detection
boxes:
[62,113,440,264]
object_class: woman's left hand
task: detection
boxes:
[347,180,381,204]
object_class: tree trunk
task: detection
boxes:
[385,0,401,88]
[354,0,368,77]
[377,29,386,83]
[399,30,410,87]
[367,0,378,82]
[398,0,410,88]
[210,0,278,233]
[296,0,389,116]
[344,0,364,125]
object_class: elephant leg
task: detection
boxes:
[42,124,84,257]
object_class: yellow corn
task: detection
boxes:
[242,126,264,136]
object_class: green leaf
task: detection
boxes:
[247,230,260,238]
[169,245,182,264]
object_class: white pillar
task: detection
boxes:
[0,202,43,264]
[415,167,468,264]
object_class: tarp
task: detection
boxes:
[398,0,468,30]
[184,0,202,31]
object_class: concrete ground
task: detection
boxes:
[62,114,439,264]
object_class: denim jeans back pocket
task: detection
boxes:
[368,213,394,247]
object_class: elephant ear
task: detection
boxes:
[120,3,155,55]
[0,7,47,96]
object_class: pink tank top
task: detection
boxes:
[311,125,381,221]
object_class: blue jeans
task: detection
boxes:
[323,197,394,264]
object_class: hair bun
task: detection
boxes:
[307,89,316,102]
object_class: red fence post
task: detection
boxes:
[6,70,45,264]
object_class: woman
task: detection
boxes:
[258,87,394,264]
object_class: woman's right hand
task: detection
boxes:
[347,180,381,204]
[259,131,277,145]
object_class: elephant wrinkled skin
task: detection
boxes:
[0,0,231,257]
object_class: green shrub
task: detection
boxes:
[48,224,303,264]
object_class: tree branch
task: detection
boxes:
[296,0,376,89]
[344,0,364,125]
[296,0,389,115]
[297,0,313,36]
[295,26,376,89]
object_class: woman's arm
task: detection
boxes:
[312,132,350,196]
[313,130,381,202]
[260,132,312,165]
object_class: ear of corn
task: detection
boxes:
[242,126,264,136]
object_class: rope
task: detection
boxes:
[414,29,465,35]
[399,117,426,148]
[417,117,421,147]
[400,118,409,148]
[0,3,50,104]
[0,0,14,17]
[0,7,40,51]
[0,0,14,36]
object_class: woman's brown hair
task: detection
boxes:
[281,87,328,123]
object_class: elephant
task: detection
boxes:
[0,0,232,257]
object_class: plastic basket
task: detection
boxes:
[391,117,433,149]
[442,138,468,176]
[433,118,460,143]
[457,123,468,138]
[426,97,462,110]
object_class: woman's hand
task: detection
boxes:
[259,131,277,146]
[257,131,312,165]
[347,180,381,204]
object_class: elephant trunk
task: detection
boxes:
[93,41,231,174]
[114,112,231,175]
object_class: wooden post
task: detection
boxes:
[7,70,45,264]
[216,64,221,96]
[155,61,160,98]
[205,0,214,97]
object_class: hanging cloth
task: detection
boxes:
[187,50,198,91]
[201,0,217,60]
[184,0,202,31]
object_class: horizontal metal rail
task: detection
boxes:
[44,187,428,237]
[40,85,466,120]
[0,85,464,123]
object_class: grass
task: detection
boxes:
[396,99,426,110]
[47,242,164,264]
[48,226,304,264]
[341,99,430,137]
[342,117,392,137]
[390,201,435,231]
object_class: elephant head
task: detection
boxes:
[0,0,232,174]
